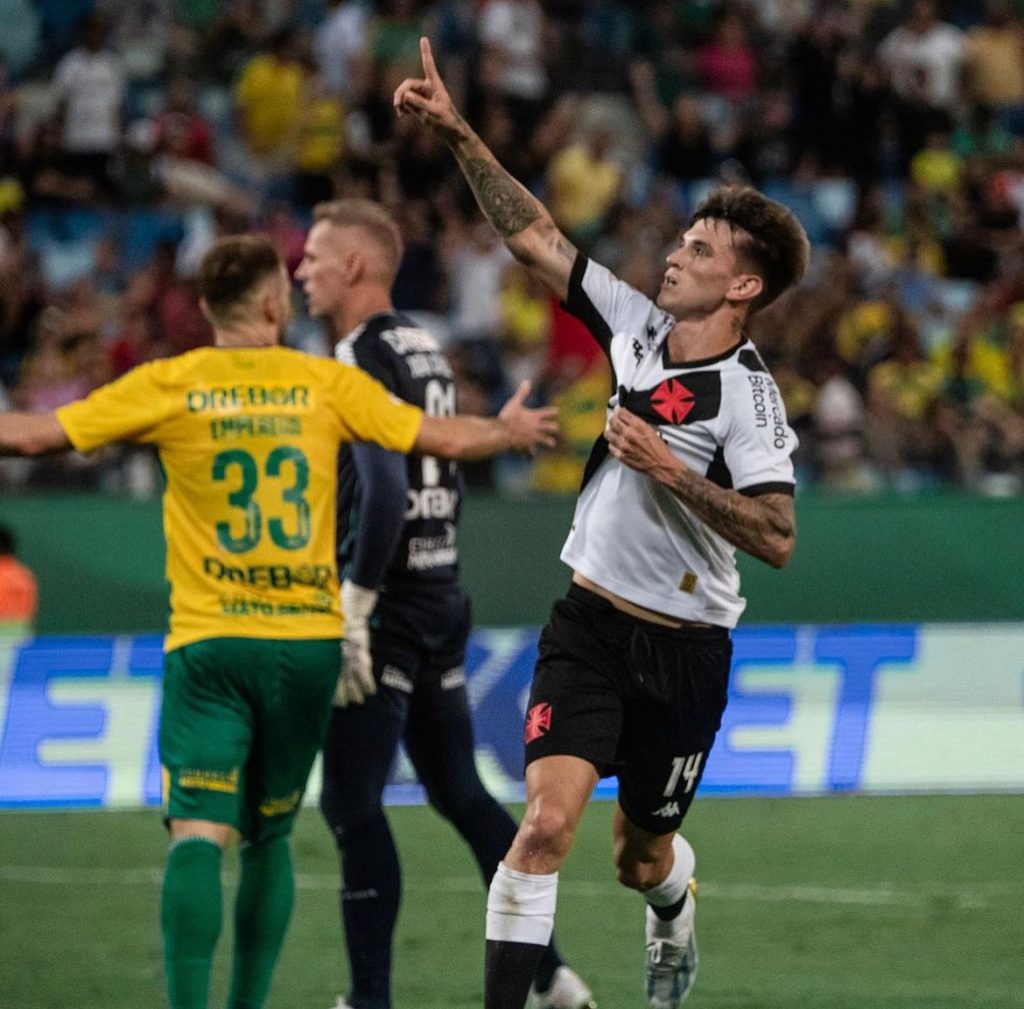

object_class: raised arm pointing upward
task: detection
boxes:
[398,38,812,1009]
[397,37,802,565]
[394,37,576,300]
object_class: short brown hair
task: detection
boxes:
[313,198,404,279]
[689,186,809,313]
[198,235,283,323]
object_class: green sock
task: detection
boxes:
[161,837,223,1009]
[227,836,295,1009]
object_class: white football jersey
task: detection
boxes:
[560,255,797,628]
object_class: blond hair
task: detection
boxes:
[313,199,404,281]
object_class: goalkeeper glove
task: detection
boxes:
[334,580,379,707]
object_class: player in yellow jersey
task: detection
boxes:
[0,234,557,1009]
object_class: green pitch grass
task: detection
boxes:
[2,794,1022,1009]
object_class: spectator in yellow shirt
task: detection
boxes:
[963,3,1024,132]
[910,131,962,194]
[235,29,304,158]
[865,318,945,478]
[291,67,345,208]
[547,125,623,245]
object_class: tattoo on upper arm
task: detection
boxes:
[461,156,542,237]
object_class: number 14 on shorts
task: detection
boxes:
[664,752,704,797]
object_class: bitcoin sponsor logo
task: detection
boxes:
[747,374,788,450]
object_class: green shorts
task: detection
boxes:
[159,636,339,842]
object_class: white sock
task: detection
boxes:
[486,861,558,946]
[645,834,695,911]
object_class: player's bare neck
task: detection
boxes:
[214,324,278,349]
[666,312,744,364]
[334,285,395,343]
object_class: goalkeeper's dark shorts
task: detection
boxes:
[159,636,338,842]
[524,583,731,834]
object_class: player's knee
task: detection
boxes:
[167,818,233,848]
[515,800,576,862]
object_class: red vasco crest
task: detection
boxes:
[651,378,695,424]
[525,702,553,744]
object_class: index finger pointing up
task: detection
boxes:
[420,37,439,81]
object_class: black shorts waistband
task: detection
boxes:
[565,583,729,640]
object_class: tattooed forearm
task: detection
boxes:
[432,107,472,147]
[665,470,795,567]
[458,152,543,237]
[443,127,574,297]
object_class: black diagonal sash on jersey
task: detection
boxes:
[617,372,722,427]
[580,373,724,493]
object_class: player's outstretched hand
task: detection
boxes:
[498,380,559,456]
[393,37,465,143]
[605,406,681,478]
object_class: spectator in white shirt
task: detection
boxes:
[477,0,548,138]
[315,0,370,101]
[878,0,964,165]
[51,15,125,196]
[878,0,965,112]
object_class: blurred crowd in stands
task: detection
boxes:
[1,0,1024,495]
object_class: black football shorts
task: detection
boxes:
[524,583,731,833]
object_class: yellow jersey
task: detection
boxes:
[56,346,422,650]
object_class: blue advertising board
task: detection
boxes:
[1,624,1022,809]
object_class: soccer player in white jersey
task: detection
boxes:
[394,38,809,1009]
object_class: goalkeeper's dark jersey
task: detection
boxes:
[335,311,462,596]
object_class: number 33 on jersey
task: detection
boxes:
[55,345,423,650]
